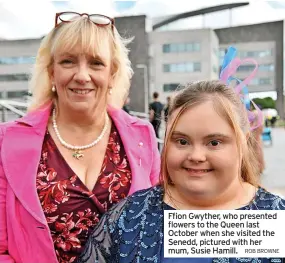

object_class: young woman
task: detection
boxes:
[77,80,285,263]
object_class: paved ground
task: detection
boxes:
[261,127,285,198]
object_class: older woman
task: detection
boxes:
[0,12,160,263]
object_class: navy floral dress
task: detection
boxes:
[77,186,285,263]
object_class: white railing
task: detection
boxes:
[0,100,27,117]
[0,100,165,144]
[0,100,28,108]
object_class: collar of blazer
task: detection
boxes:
[2,100,152,224]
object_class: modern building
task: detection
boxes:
[0,38,40,101]
[219,41,276,93]
[215,20,284,118]
[152,6,284,119]
[149,29,219,102]
[0,3,284,118]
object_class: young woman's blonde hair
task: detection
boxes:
[160,80,260,192]
[28,16,133,111]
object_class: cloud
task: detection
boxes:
[0,0,115,39]
[0,0,284,39]
[151,0,285,30]
[67,0,115,17]
[0,0,57,39]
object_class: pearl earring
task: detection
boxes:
[52,85,56,92]
[109,89,112,95]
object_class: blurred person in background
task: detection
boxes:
[0,12,160,263]
[77,80,285,263]
[149,91,163,139]
[122,96,131,114]
[164,96,171,122]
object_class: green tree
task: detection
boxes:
[252,97,275,109]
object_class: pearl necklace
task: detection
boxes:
[52,108,109,160]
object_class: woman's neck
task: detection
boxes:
[164,180,256,210]
[54,105,107,134]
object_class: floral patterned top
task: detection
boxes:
[77,186,285,263]
[36,123,132,263]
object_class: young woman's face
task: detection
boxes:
[50,39,112,114]
[166,100,241,199]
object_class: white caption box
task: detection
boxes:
[164,210,285,258]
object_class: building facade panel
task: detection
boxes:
[215,21,284,118]
[149,29,219,103]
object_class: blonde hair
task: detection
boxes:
[28,17,133,111]
[160,80,260,191]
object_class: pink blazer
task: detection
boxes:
[0,103,160,263]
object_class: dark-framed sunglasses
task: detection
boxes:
[55,12,114,31]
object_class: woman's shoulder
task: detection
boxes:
[121,109,151,125]
[247,187,285,210]
[0,120,17,138]
[110,107,151,127]
[127,185,163,203]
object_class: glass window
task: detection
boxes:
[259,50,272,57]
[163,62,201,73]
[163,64,170,72]
[186,43,193,52]
[186,63,193,72]
[170,64,176,72]
[237,65,255,72]
[163,83,180,92]
[7,90,28,99]
[163,42,200,53]
[259,64,274,71]
[249,78,272,85]
[0,56,35,65]
[163,44,170,53]
[177,63,185,72]
[0,74,29,81]
[250,78,259,85]
[237,50,273,58]
[193,62,201,72]
[237,64,274,72]
[193,43,200,51]
[247,51,255,57]
[170,44,178,53]
[178,43,185,52]
[259,78,271,85]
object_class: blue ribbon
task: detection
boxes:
[220,46,251,110]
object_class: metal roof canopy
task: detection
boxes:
[153,2,249,30]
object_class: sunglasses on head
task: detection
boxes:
[55,11,114,31]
